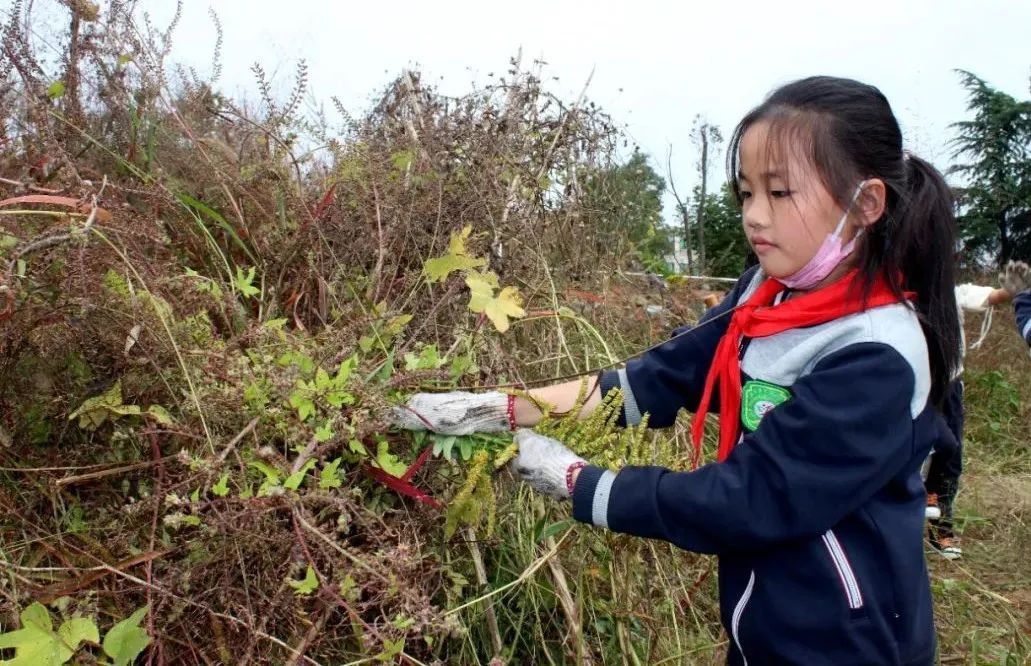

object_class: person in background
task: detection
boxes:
[924,281,1012,559]
[1000,261,1031,350]
[927,260,1031,560]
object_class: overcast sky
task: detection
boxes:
[156,0,1031,222]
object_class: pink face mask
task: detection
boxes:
[779,181,866,290]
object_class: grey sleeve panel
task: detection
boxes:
[617,368,642,426]
[592,470,617,528]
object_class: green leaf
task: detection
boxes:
[348,439,367,457]
[102,605,150,666]
[404,345,443,371]
[314,367,332,391]
[374,440,407,477]
[422,226,486,283]
[57,617,99,649]
[289,389,316,421]
[277,350,315,374]
[47,81,66,99]
[314,422,334,443]
[288,565,319,596]
[368,351,395,384]
[539,519,575,542]
[177,193,258,265]
[243,381,269,410]
[335,355,357,383]
[449,353,474,378]
[146,405,174,426]
[254,482,276,498]
[458,437,473,461]
[68,380,133,430]
[389,614,414,630]
[0,602,97,665]
[390,148,415,172]
[385,315,413,336]
[339,575,359,601]
[423,254,484,283]
[466,273,525,333]
[376,637,405,661]
[22,602,52,631]
[184,268,225,298]
[284,459,316,490]
[108,404,142,417]
[233,266,261,299]
[319,458,343,489]
[432,435,457,461]
[249,460,282,484]
[324,389,355,408]
[264,318,288,331]
[391,615,415,630]
[442,436,457,460]
[211,473,230,497]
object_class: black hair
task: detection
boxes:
[727,76,960,407]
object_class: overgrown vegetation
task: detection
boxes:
[0,2,1027,665]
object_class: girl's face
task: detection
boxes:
[737,122,861,286]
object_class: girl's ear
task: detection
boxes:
[855,178,887,227]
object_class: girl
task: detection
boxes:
[925,279,1014,560]
[926,260,1031,560]
[394,76,959,665]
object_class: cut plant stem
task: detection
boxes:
[464,527,503,657]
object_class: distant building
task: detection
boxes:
[664,231,691,273]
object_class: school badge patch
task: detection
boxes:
[741,380,792,432]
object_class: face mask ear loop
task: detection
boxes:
[834,180,867,241]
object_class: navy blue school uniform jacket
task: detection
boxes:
[572,266,937,665]
[1016,290,1031,348]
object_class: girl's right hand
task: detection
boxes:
[390,391,512,435]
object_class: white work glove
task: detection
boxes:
[510,429,586,500]
[391,391,511,435]
[1000,260,1031,296]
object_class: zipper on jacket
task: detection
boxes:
[737,290,788,360]
[822,530,865,610]
[731,570,756,665]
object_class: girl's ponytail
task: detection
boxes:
[897,154,961,405]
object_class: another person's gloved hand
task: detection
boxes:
[1000,260,1031,296]
[510,429,587,500]
[390,391,512,435]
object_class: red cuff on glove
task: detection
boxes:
[566,462,587,495]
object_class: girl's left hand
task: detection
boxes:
[510,429,586,500]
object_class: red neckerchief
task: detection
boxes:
[691,269,910,466]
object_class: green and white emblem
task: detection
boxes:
[741,380,792,432]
